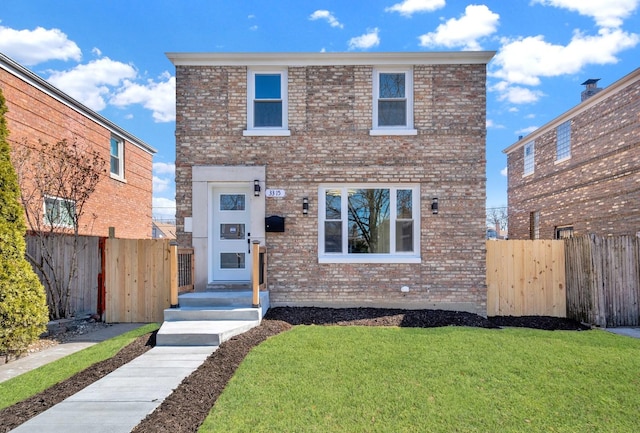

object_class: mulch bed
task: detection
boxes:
[1,308,591,433]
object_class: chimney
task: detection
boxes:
[581,78,602,101]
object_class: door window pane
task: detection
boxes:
[220,253,245,269]
[220,194,245,211]
[220,224,245,240]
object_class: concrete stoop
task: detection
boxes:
[156,291,269,346]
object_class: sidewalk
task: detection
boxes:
[0,323,147,384]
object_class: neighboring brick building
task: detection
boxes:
[168,52,494,314]
[0,52,155,239]
[504,68,640,239]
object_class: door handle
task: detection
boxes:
[247,232,251,253]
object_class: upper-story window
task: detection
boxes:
[110,135,125,180]
[556,120,571,162]
[244,68,290,136]
[371,68,416,136]
[523,141,535,176]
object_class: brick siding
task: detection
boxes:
[1,67,153,239]
[175,61,489,314]
[507,72,640,239]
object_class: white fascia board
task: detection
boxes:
[166,51,496,67]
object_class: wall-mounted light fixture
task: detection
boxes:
[254,179,261,197]
[302,197,309,215]
[431,197,439,215]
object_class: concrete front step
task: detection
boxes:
[178,291,269,308]
[156,320,259,346]
[164,306,261,322]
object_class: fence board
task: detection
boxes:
[105,238,171,323]
[26,234,101,317]
[565,235,640,327]
[486,240,566,317]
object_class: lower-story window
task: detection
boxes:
[318,185,420,263]
[555,225,574,239]
[44,196,76,228]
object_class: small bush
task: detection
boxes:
[0,87,48,356]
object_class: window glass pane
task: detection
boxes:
[220,194,245,211]
[378,101,406,126]
[556,121,571,160]
[396,221,414,252]
[255,74,281,99]
[524,142,535,175]
[254,101,282,127]
[347,189,390,254]
[220,253,245,269]
[379,73,405,98]
[110,156,119,174]
[220,224,245,240]
[324,221,342,253]
[397,189,412,219]
[325,189,341,219]
[110,137,119,156]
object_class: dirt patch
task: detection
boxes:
[1,308,590,433]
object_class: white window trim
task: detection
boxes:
[110,135,126,182]
[523,141,535,177]
[318,184,421,264]
[43,195,76,229]
[243,67,290,136]
[370,67,416,136]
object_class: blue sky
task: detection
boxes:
[1,0,639,219]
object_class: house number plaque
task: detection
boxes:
[266,189,286,198]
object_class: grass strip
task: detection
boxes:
[200,326,640,433]
[0,323,159,409]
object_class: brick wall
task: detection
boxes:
[507,74,640,239]
[175,62,488,314]
[1,68,153,239]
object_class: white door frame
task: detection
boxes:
[191,165,266,290]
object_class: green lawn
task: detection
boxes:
[200,326,640,433]
[0,323,159,409]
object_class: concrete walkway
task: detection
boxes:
[8,345,216,433]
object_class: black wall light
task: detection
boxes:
[431,197,439,214]
[302,197,309,215]
[254,179,261,197]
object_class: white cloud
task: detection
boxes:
[492,28,639,86]
[385,0,445,17]
[418,5,499,50]
[487,119,505,129]
[250,25,258,31]
[532,0,640,28]
[110,72,176,122]
[46,57,137,111]
[0,25,81,65]
[152,197,176,219]
[348,28,380,50]
[500,167,508,177]
[516,126,539,136]
[153,162,176,175]
[492,81,545,104]
[309,10,344,28]
[153,176,171,193]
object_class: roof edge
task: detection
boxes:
[166,51,496,66]
[503,67,640,155]
[0,52,156,155]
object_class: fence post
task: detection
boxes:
[170,241,179,308]
[252,240,261,308]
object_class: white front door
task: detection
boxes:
[211,186,252,281]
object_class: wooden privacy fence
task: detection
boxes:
[486,240,566,317]
[104,238,173,323]
[565,235,640,327]
[26,234,101,317]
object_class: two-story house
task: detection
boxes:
[504,68,640,239]
[168,51,494,315]
[0,52,155,239]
